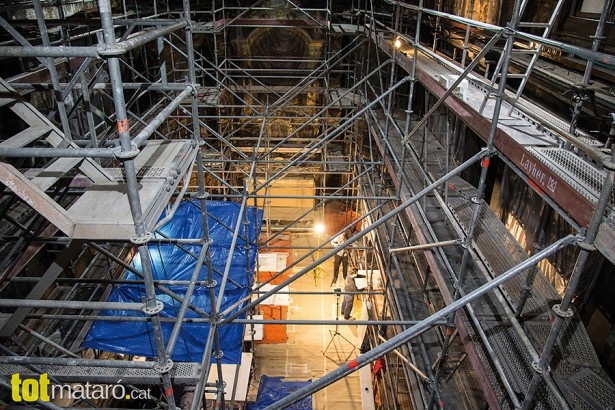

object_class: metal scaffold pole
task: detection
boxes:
[428,0,521,388]
[568,0,614,136]
[98,0,176,407]
[265,235,578,410]
[426,2,522,406]
[521,137,615,408]
[1,2,614,409]
[223,148,488,325]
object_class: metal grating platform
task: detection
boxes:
[480,320,574,410]
[575,135,606,147]
[378,100,615,408]
[445,180,615,409]
[513,95,599,146]
[461,316,511,407]
[0,362,201,384]
[105,166,170,180]
[529,147,615,211]
[481,321,534,397]
[566,368,615,410]
[446,176,478,201]
[447,196,548,318]
[560,315,602,369]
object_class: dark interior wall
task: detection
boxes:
[447,0,502,25]
[498,0,562,28]
[581,259,615,381]
[439,0,614,54]
[557,0,615,53]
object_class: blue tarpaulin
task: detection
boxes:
[247,376,313,410]
[82,200,263,363]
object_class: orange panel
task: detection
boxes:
[257,305,288,344]
[258,270,289,285]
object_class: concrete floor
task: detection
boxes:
[249,233,364,409]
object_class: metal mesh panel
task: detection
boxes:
[529,270,561,302]
[523,319,615,409]
[524,320,552,350]
[566,368,615,410]
[482,321,533,395]
[472,320,562,409]
[0,362,201,384]
[447,197,548,317]
[447,176,478,200]
[513,96,597,145]
[565,386,596,410]
[405,127,447,175]
[529,147,615,211]
[534,380,563,410]
[559,315,601,368]
[523,319,571,378]
[460,316,510,408]
[575,135,605,147]
[105,166,169,179]
[514,99,569,134]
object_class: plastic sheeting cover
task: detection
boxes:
[247,376,312,410]
[82,200,263,363]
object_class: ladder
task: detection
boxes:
[479,0,565,114]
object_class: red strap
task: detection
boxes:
[117,119,129,134]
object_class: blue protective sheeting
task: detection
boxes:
[82,200,263,363]
[247,376,313,410]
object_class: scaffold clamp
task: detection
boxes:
[576,241,596,252]
[130,232,152,245]
[531,359,550,374]
[553,303,573,318]
[97,45,124,57]
[154,359,174,374]
[142,300,164,315]
[113,142,140,159]
[209,313,222,325]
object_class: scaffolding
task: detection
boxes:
[0,0,614,409]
